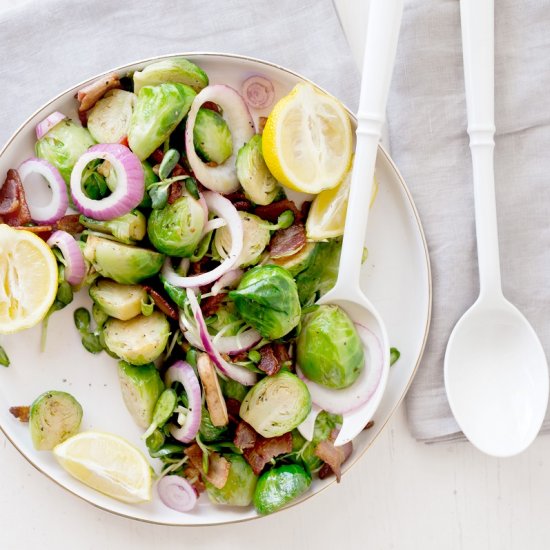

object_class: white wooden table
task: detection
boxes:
[1,1,550,549]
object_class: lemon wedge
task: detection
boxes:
[53,431,153,504]
[262,83,352,194]
[306,161,379,241]
[0,224,58,334]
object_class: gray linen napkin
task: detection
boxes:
[389,0,550,442]
[0,0,359,145]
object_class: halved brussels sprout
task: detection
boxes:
[103,312,170,365]
[240,371,311,437]
[36,119,95,183]
[87,89,136,143]
[89,279,147,321]
[271,242,317,276]
[133,58,209,94]
[229,265,301,339]
[80,210,147,244]
[83,235,164,284]
[205,454,258,506]
[253,464,311,515]
[236,134,281,205]
[147,195,206,256]
[30,391,83,451]
[193,108,233,164]
[297,305,364,389]
[117,361,165,428]
[128,83,196,160]
[214,211,270,268]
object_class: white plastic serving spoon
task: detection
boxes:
[303,0,404,447]
[444,0,549,457]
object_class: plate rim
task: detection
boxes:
[0,51,432,526]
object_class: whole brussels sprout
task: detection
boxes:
[147,195,206,256]
[133,58,209,93]
[240,371,311,437]
[297,305,364,389]
[214,212,270,268]
[29,391,83,451]
[229,265,301,339]
[36,119,95,183]
[87,89,136,144]
[103,312,170,365]
[205,454,257,506]
[128,83,196,160]
[194,108,233,164]
[253,464,311,515]
[117,361,165,428]
[83,235,164,284]
[236,134,281,205]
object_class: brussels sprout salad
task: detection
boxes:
[1,57,399,515]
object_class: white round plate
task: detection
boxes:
[0,53,431,526]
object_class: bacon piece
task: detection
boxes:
[182,465,206,494]
[77,73,121,112]
[314,428,353,482]
[364,420,375,431]
[200,293,226,317]
[119,135,129,147]
[234,421,257,451]
[225,398,242,424]
[257,345,280,376]
[254,199,301,223]
[54,214,84,235]
[223,192,252,212]
[202,101,222,114]
[150,149,165,164]
[142,285,178,320]
[0,170,32,226]
[300,200,312,220]
[243,432,293,475]
[167,182,184,204]
[269,223,306,259]
[184,444,230,489]
[272,342,290,364]
[258,116,268,134]
[9,406,30,423]
[172,164,190,177]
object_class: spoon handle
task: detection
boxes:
[334,0,403,292]
[460,0,502,297]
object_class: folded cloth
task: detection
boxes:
[388,0,550,442]
[0,0,359,145]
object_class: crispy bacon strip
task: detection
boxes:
[233,421,257,451]
[184,443,230,489]
[272,342,290,364]
[243,432,293,475]
[269,223,306,259]
[142,285,178,320]
[0,169,31,226]
[223,191,252,212]
[182,464,206,494]
[225,398,242,424]
[9,406,30,423]
[200,293,226,317]
[77,73,121,112]
[257,345,281,376]
[254,199,300,223]
[0,175,19,215]
[54,214,84,236]
[314,428,353,482]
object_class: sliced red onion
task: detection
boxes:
[201,217,226,237]
[242,75,275,109]
[70,143,144,221]
[211,269,243,296]
[18,158,68,224]
[35,111,67,140]
[297,404,322,441]
[157,475,197,512]
[186,288,257,386]
[162,192,243,288]
[46,230,86,286]
[185,85,255,193]
[296,324,384,415]
[165,360,202,443]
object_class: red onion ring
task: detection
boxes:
[165,360,202,443]
[185,85,255,193]
[186,289,257,386]
[161,191,243,288]
[296,324,384,415]
[210,268,243,296]
[70,143,144,221]
[46,230,86,286]
[157,475,197,512]
[35,111,67,140]
[18,158,68,224]
[241,75,275,109]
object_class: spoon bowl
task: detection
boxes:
[445,296,548,456]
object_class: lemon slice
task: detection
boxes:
[0,224,58,334]
[53,431,153,503]
[306,161,379,241]
[262,83,352,194]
